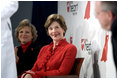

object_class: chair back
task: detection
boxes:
[70,58,84,77]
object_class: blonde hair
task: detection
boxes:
[15,19,38,42]
[44,14,67,36]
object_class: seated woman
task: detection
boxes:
[14,19,42,76]
[21,14,77,78]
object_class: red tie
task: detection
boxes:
[84,1,90,20]
[101,34,109,62]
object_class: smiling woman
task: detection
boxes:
[18,26,33,44]
[44,14,67,49]
[21,14,77,78]
[14,19,42,77]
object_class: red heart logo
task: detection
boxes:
[81,39,85,51]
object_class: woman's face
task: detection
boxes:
[18,26,33,44]
[48,21,64,42]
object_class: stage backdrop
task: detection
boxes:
[58,1,116,78]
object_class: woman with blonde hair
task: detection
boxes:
[14,19,42,76]
[21,14,77,78]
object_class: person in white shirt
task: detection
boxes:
[1,1,19,78]
[95,1,117,77]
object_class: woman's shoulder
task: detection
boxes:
[37,44,51,58]
[63,43,77,56]
[42,44,51,49]
[39,44,50,50]
[66,43,77,49]
[65,43,77,52]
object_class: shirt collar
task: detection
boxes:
[48,38,67,51]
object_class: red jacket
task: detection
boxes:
[26,39,77,78]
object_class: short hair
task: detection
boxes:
[101,1,117,17]
[15,19,38,42]
[44,14,67,36]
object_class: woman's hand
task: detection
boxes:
[21,70,35,78]
[21,73,32,78]
[14,46,19,63]
[24,74,32,78]
[26,70,35,74]
[21,73,26,78]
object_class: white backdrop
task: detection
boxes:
[58,1,116,78]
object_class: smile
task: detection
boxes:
[52,33,60,37]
